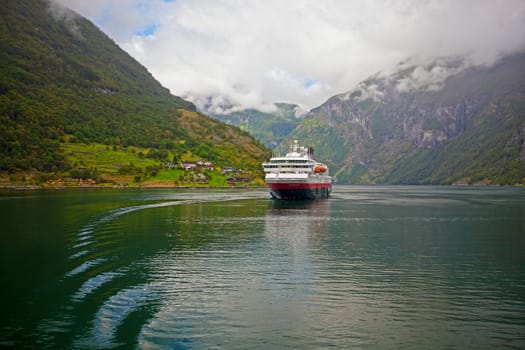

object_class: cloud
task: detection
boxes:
[46,0,85,40]
[53,0,525,112]
[392,57,468,93]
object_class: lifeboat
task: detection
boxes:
[314,165,327,173]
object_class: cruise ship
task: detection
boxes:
[262,140,332,200]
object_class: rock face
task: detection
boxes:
[280,54,525,185]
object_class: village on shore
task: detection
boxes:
[1,159,265,190]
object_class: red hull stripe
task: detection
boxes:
[267,183,331,190]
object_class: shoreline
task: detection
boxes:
[0,184,266,190]
[1,183,522,191]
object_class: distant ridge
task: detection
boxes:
[208,103,306,149]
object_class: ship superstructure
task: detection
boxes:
[262,140,332,200]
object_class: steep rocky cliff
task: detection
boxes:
[280,53,525,185]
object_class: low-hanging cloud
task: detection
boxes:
[53,0,525,112]
[47,0,85,40]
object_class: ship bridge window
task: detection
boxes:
[265,163,313,169]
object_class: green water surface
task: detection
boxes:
[1,186,524,349]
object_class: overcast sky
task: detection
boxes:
[53,0,525,113]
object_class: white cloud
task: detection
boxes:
[394,58,468,93]
[53,0,525,112]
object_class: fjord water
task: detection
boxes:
[1,186,524,349]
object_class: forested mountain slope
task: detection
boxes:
[0,0,269,177]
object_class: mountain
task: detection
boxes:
[280,54,525,185]
[0,0,269,178]
[207,103,306,149]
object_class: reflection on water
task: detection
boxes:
[0,187,524,349]
[266,201,329,263]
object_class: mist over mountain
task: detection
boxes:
[279,53,525,185]
[54,1,525,114]
[205,102,307,149]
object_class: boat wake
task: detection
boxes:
[38,192,265,348]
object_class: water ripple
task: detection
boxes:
[65,258,106,278]
[69,249,90,260]
[77,284,156,349]
[71,271,125,302]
